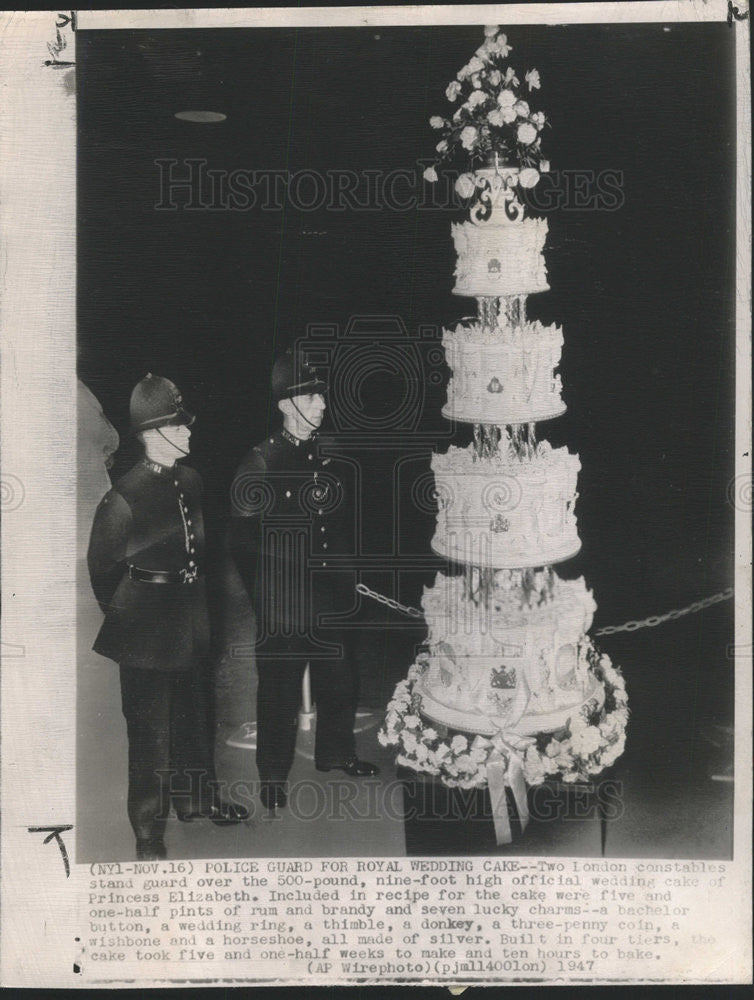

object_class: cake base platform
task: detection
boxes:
[397,766,610,856]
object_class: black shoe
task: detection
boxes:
[316,758,380,777]
[136,837,167,861]
[176,802,249,826]
[260,782,287,811]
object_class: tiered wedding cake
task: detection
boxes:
[381,26,627,806]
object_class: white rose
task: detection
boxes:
[446,80,462,102]
[531,111,546,129]
[542,754,561,775]
[415,743,430,763]
[471,73,482,89]
[484,24,499,37]
[377,729,390,747]
[540,159,550,172]
[455,173,476,199]
[501,106,517,124]
[495,36,512,58]
[456,63,470,82]
[504,66,518,86]
[451,734,468,753]
[467,89,487,108]
[517,122,537,145]
[487,108,504,127]
[423,166,438,183]
[497,88,516,108]
[403,713,420,729]
[488,69,502,86]
[514,100,530,118]
[570,725,602,756]
[455,753,475,772]
[467,55,484,74]
[525,69,541,91]
[436,139,449,154]
[423,727,438,742]
[430,115,445,129]
[460,125,478,151]
[523,748,547,785]
[519,167,540,188]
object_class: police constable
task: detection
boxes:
[88,374,248,861]
[228,351,378,812]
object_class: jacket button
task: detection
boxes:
[323,542,328,549]
[285,490,291,497]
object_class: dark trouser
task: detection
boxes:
[255,651,359,784]
[119,665,215,845]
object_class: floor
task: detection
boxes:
[76,557,734,862]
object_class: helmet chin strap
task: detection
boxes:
[156,426,190,456]
[288,397,320,431]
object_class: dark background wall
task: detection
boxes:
[77,22,736,631]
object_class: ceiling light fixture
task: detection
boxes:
[174,110,227,123]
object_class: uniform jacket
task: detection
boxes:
[228,427,356,653]
[87,458,209,671]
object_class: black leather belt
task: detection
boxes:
[128,565,201,585]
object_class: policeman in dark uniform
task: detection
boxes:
[88,374,248,861]
[228,352,378,811]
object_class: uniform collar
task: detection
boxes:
[142,456,176,476]
[281,426,317,448]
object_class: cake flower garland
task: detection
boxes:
[378,645,629,789]
[423,24,550,192]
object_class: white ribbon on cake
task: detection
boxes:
[486,732,535,845]
[485,679,534,845]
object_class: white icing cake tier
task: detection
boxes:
[416,570,601,736]
[452,215,549,298]
[430,439,581,568]
[442,319,565,425]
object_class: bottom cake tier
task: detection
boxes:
[416,568,599,736]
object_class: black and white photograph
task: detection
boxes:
[75,16,737,863]
[1,3,751,989]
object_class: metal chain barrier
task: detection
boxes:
[355,583,423,618]
[593,587,733,636]
[355,582,734,634]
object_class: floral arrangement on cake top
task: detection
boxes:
[424,25,549,192]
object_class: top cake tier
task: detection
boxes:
[452,167,549,299]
